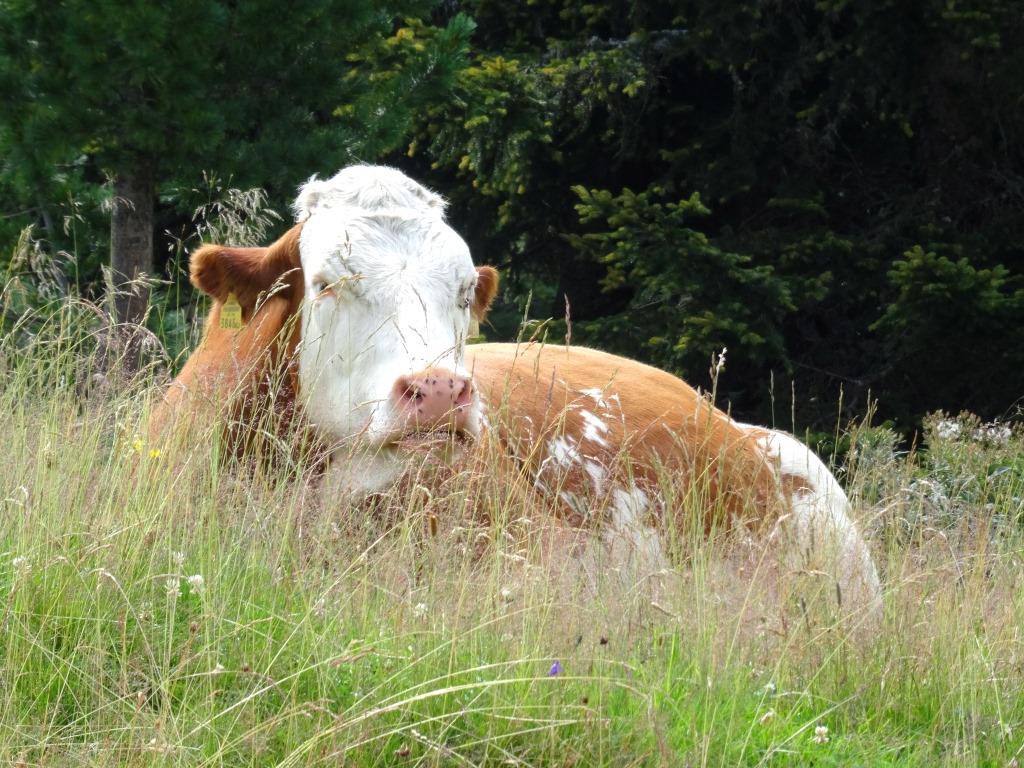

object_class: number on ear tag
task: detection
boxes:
[220,292,243,330]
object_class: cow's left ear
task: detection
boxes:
[190,225,304,317]
[472,266,499,321]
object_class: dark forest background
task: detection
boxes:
[2,0,1021,438]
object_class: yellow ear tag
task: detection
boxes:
[220,292,243,330]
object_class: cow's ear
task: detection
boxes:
[472,266,499,321]
[190,245,267,311]
[190,225,304,315]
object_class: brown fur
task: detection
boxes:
[466,343,779,532]
[472,266,499,321]
[148,227,306,455]
[189,225,305,316]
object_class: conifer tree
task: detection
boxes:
[0,0,472,328]
[402,0,1023,431]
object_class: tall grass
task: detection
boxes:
[3,239,1024,765]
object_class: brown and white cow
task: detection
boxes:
[466,342,881,614]
[148,165,881,617]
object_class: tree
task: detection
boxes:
[396,0,1024,433]
[0,0,473,328]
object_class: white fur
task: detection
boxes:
[577,409,611,448]
[546,436,579,469]
[295,166,481,493]
[583,458,607,495]
[294,165,447,220]
[602,484,670,588]
[750,426,883,618]
[576,387,611,410]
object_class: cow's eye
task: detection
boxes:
[312,278,331,296]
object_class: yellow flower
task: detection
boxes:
[149,449,162,459]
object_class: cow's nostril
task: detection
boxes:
[395,378,423,406]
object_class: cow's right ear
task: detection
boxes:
[190,224,304,317]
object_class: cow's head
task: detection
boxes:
[190,165,498,491]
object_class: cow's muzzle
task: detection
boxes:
[392,368,475,436]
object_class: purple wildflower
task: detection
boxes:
[547,661,563,676]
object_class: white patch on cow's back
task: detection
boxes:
[577,409,611,448]
[751,426,883,619]
[535,436,583,494]
[546,436,580,469]
[575,387,610,410]
[583,458,607,495]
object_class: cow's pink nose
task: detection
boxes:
[393,369,474,431]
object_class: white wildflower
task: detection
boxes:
[973,422,1012,446]
[186,574,204,594]
[412,602,429,618]
[813,724,830,744]
[713,347,727,375]
[166,577,182,598]
[171,551,185,568]
[12,556,31,576]
[935,419,961,440]
[143,736,174,755]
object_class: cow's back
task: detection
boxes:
[466,342,778,530]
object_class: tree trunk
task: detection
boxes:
[110,159,155,327]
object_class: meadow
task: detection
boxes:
[2,269,1023,767]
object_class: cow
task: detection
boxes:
[147,165,882,618]
[465,342,881,615]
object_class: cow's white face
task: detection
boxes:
[294,166,490,492]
